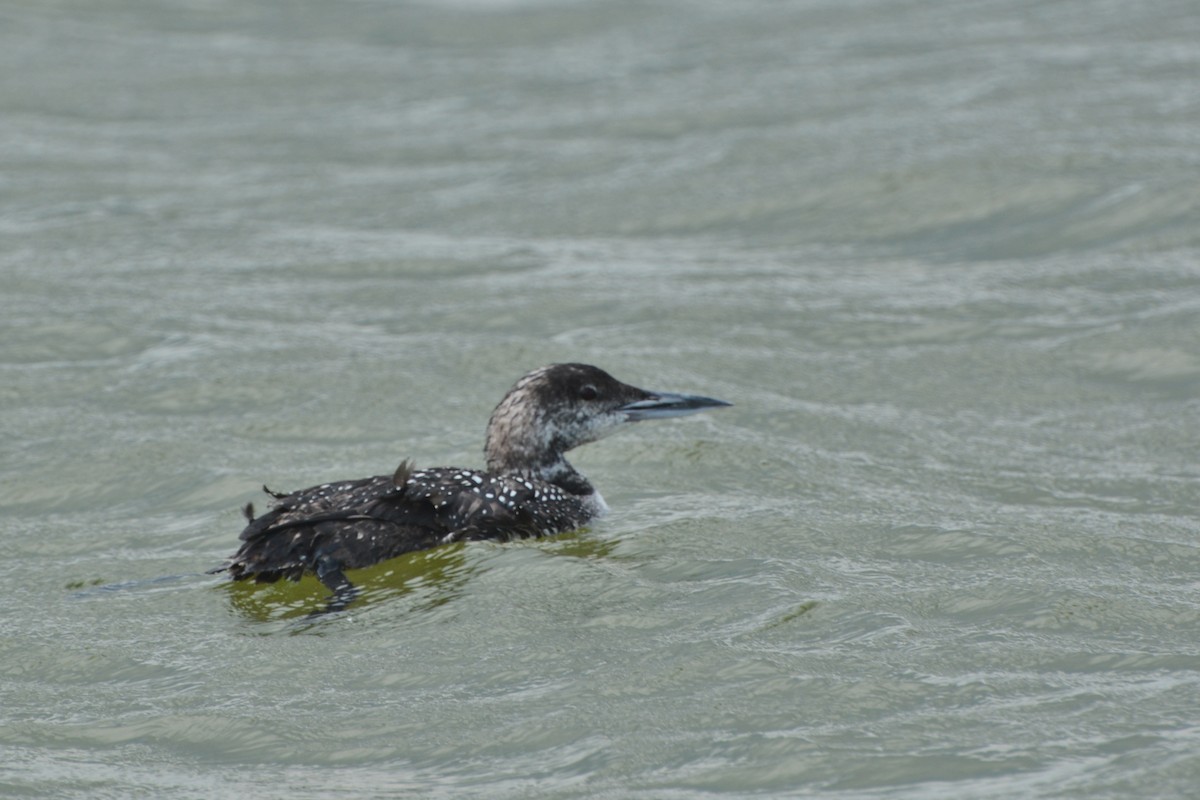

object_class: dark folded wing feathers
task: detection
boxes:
[224,467,587,583]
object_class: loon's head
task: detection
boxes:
[484,363,730,476]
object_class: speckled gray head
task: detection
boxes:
[484,363,731,475]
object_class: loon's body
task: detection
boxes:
[212,363,729,606]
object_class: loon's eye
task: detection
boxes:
[579,384,598,401]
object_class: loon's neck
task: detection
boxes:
[489,451,595,497]
[537,456,594,497]
[532,455,609,518]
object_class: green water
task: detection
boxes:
[2,1,1198,797]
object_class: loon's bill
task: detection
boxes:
[212,363,731,613]
[620,391,732,421]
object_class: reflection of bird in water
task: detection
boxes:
[210,364,730,610]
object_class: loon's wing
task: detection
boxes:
[214,464,537,591]
[218,471,436,586]
[213,463,586,611]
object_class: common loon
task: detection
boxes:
[211,363,730,606]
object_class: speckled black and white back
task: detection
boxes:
[224,463,603,585]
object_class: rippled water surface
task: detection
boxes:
[2,0,1199,797]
